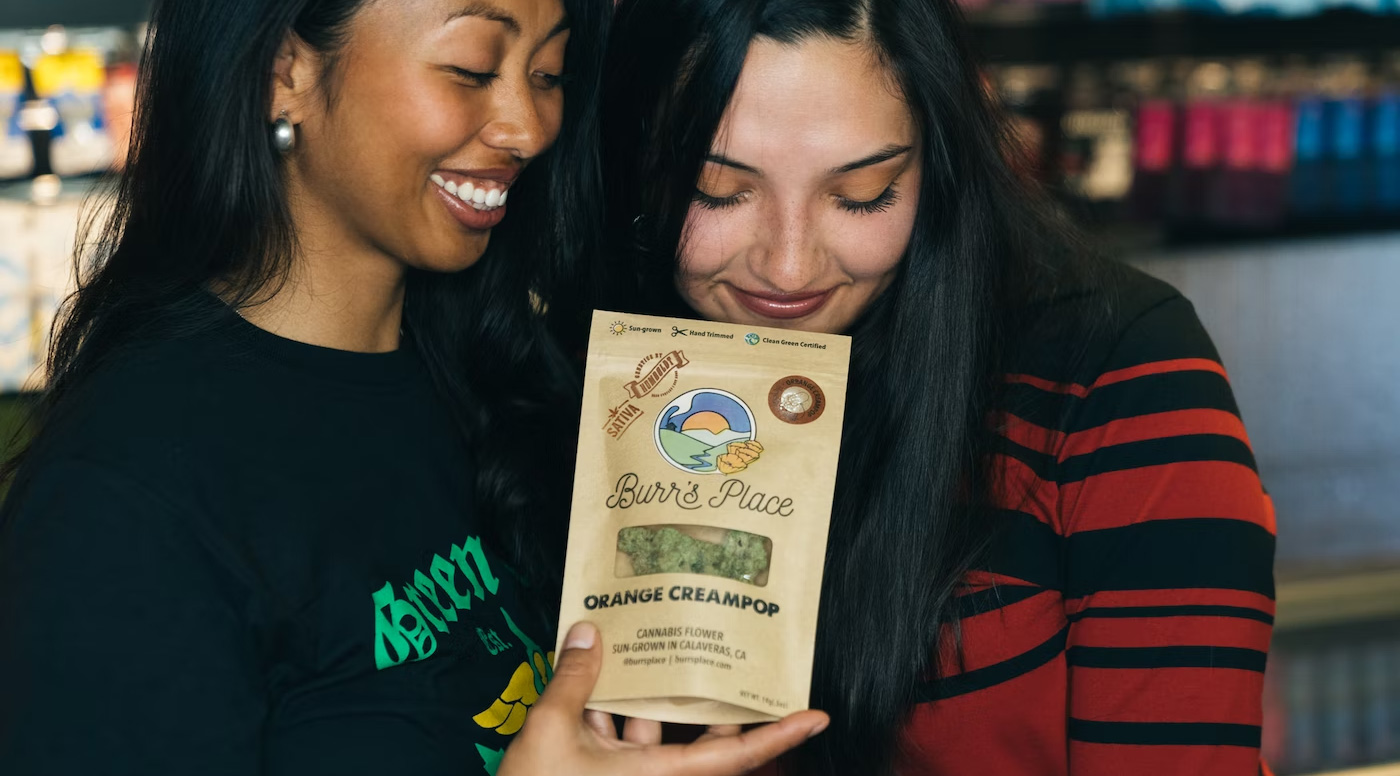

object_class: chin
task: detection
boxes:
[411,238,492,274]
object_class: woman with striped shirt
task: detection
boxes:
[585,0,1277,773]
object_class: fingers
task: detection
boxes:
[662,710,829,776]
[584,709,619,741]
[622,716,662,745]
[530,622,601,721]
[703,724,743,739]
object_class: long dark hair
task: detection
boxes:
[5,0,609,594]
[593,0,1097,772]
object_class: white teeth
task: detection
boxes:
[432,175,509,211]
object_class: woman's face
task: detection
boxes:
[676,36,919,334]
[282,0,569,273]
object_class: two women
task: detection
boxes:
[0,0,1273,773]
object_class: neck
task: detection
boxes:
[237,177,407,354]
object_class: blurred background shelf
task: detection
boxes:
[0,1,150,30]
[969,8,1400,62]
[3,1,1400,774]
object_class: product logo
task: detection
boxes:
[610,320,627,336]
[745,333,760,346]
[655,388,764,475]
[768,375,827,425]
[627,350,688,400]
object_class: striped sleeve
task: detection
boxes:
[1053,294,1277,776]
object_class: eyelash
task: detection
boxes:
[693,191,744,210]
[691,185,902,214]
[451,67,499,87]
[450,67,569,90]
[839,185,900,214]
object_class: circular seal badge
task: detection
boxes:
[768,375,826,425]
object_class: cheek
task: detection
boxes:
[826,198,916,282]
[677,203,754,285]
[538,91,565,148]
[383,79,482,163]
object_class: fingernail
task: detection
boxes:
[564,621,597,650]
[807,719,829,739]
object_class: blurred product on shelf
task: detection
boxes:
[102,62,135,170]
[1265,626,1400,774]
[993,63,1061,180]
[32,49,111,176]
[956,0,1400,18]
[1059,64,1135,202]
[989,50,1400,234]
[1375,53,1400,209]
[0,194,30,393]
[0,176,89,393]
[0,24,140,183]
[0,48,32,179]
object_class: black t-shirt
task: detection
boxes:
[0,300,557,775]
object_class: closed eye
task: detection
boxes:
[693,190,746,210]
[838,184,900,214]
[449,66,499,87]
[533,71,572,90]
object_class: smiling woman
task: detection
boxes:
[0,0,834,771]
[0,0,606,771]
[595,1,1278,775]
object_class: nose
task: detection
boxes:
[478,81,556,161]
[750,199,824,294]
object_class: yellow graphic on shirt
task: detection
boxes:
[473,649,555,735]
[474,608,555,737]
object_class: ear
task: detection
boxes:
[270,32,322,123]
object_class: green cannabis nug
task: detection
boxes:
[618,526,770,585]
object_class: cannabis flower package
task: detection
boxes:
[556,311,850,725]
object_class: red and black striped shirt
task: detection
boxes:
[896,268,1277,775]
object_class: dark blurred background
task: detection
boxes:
[1,1,1398,773]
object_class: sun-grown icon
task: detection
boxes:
[610,321,627,336]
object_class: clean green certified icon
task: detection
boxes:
[745,333,760,346]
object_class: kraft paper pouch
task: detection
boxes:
[556,311,850,725]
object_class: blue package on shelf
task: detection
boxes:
[1326,95,1369,213]
[1374,90,1400,211]
[1292,96,1328,214]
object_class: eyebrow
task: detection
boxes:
[705,153,761,175]
[830,144,914,174]
[447,2,521,34]
[703,144,914,177]
[445,3,571,38]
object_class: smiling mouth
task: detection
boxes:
[430,173,511,211]
[729,286,835,320]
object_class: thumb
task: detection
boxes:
[534,621,603,717]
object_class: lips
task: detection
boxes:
[431,168,516,231]
[729,286,834,320]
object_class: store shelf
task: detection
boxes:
[967,8,1400,62]
[1303,761,1400,776]
[0,0,149,30]
[1277,567,1400,634]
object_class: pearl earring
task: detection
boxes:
[271,111,295,154]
